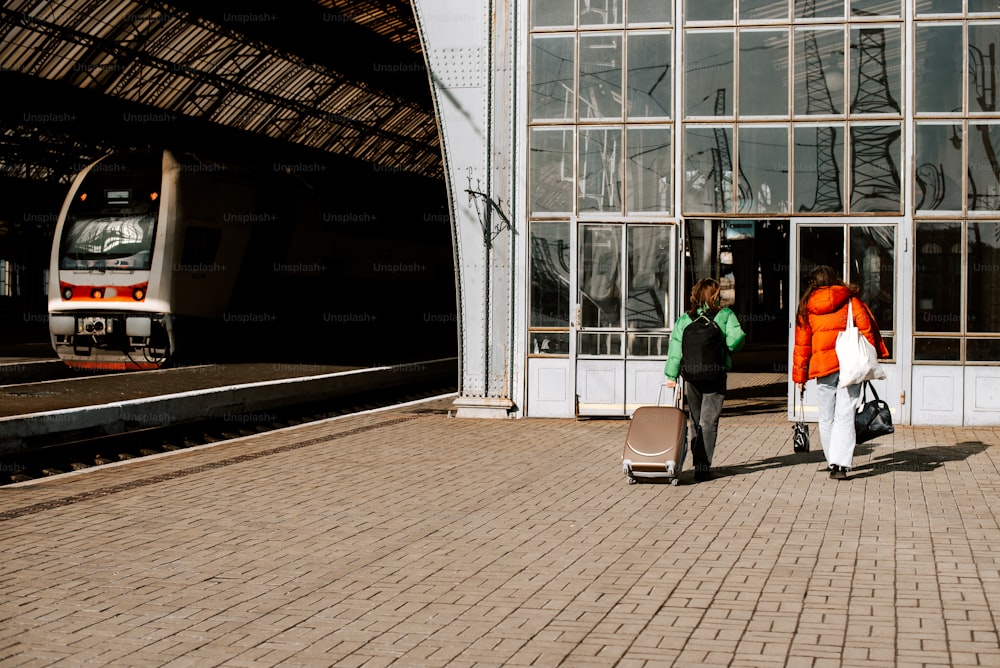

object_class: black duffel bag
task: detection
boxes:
[855,381,894,444]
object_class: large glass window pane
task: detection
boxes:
[626,127,672,213]
[914,338,961,361]
[914,25,963,114]
[969,124,1000,211]
[685,31,734,117]
[849,26,901,115]
[795,0,844,18]
[530,128,574,213]
[685,0,733,22]
[740,29,789,116]
[850,123,901,213]
[799,226,845,289]
[968,221,1000,333]
[794,28,845,116]
[850,0,900,17]
[628,0,672,24]
[579,33,623,119]
[968,339,1000,360]
[529,222,571,327]
[579,224,622,327]
[579,0,622,25]
[739,126,789,213]
[793,124,845,212]
[627,32,671,119]
[915,222,962,332]
[531,35,575,121]
[627,225,672,330]
[970,0,1000,14]
[915,124,964,212]
[849,226,894,331]
[684,125,735,213]
[969,24,1000,113]
[578,127,623,212]
[916,0,962,13]
[741,0,789,20]
[532,0,575,27]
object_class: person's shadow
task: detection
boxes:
[717,440,991,480]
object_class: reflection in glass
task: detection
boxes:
[799,226,844,291]
[628,0,672,24]
[628,334,670,356]
[849,226,894,331]
[915,222,961,332]
[969,24,1000,112]
[739,30,788,116]
[850,124,901,213]
[793,125,844,213]
[530,128,574,213]
[684,31,734,117]
[627,32,671,119]
[579,0,622,25]
[970,0,1000,13]
[626,127,671,213]
[578,127,623,212]
[579,33,622,119]
[915,124,963,211]
[967,221,1000,333]
[684,125,734,213]
[850,27,901,115]
[914,338,961,361]
[914,25,962,114]
[741,0,788,20]
[627,226,672,330]
[685,0,733,22]
[795,0,845,18]
[578,332,623,355]
[530,332,570,355]
[579,225,622,328]
[530,36,574,121]
[532,0,575,27]
[915,0,962,13]
[850,0,901,17]
[529,222,571,328]
[794,28,844,116]
[739,126,789,214]
[969,124,1000,211]
[968,338,1000,361]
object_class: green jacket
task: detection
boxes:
[664,306,746,381]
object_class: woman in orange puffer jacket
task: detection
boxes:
[792,265,888,480]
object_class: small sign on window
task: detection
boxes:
[106,189,131,205]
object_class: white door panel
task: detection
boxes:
[911,366,964,426]
[527,358,573,418]
[965,367,1000,426]
[577,360,625,416]
[626,361,670,414]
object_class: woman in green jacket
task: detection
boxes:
[664,278,746,482]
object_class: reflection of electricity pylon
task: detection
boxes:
[708,88,753,211]
[799,1,842,212]
[850,27,901,210]
[915,163,945,210]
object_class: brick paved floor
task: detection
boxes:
[1,396,999,666]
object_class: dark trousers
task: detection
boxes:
[684,377,726,472]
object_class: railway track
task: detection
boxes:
[0,378,456,486]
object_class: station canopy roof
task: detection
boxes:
[0,0,440,183]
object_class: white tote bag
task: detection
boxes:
[836,299,885,388]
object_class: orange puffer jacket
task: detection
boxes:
[792,285,888,384]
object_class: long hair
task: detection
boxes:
[796,265,857,325]
[688,278,721,317]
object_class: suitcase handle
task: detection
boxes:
[657,381,683,409]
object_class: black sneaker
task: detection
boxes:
[830,466,847,480]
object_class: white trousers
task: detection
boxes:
[814,372,862,469]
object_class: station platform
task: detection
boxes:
[2,375,999,666]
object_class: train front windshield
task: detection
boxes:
[60,153,162,271]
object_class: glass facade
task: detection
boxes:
[528,0,1000,365]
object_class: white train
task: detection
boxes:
[47,149,455,370]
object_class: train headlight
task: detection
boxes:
[90,288,104,299]
[62,288,73,300]
[132,287,145,301]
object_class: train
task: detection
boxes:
[47,149,456,370]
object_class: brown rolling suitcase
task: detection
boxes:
[622,384,687,485]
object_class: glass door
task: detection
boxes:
[791,220,903,423]
[575,222,675,416]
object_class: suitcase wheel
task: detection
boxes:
[670,478,680,486]
[626,477,638,485]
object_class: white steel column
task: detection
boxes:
[412,0,518,417]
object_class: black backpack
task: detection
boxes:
[680,311,727,382]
